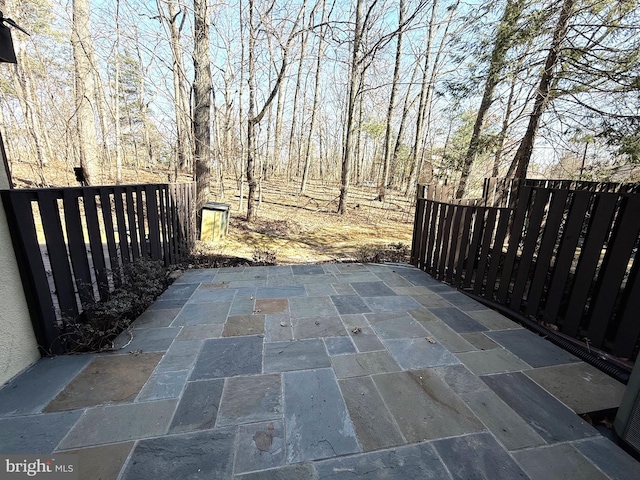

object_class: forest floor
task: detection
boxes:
[9,159,415,265]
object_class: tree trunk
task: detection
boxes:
[508,0,576,179]
[456,0,525,198]
[405,0,438,196]
[337,0,363,215]
[193,0,212,216]
[379,0,405,202]
[391,61,420,188]
[72,0,100,185]
[300,0,326,195]
[287,19,309,181]
[160,0,192,173]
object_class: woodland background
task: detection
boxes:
[1,0,639,225]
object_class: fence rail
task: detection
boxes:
[1,182,196,354]
[411,182,640,361]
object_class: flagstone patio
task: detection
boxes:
[1,263,639,479]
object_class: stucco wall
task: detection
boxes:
[0,167,40,385]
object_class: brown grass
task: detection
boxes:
[10,159,415,264]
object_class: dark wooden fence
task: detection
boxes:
[1,183,196,354]
[411,180,640,361]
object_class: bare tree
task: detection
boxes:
[72,0,100,185]
[378,0,405,202]
[300,0,327,194]
[246,0,306,222]
[193,0,212,214]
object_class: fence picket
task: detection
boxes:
[562,194,618,338]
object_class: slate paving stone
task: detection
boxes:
[456,348,531,375]
[295,274,337,285]
[322,263,342,274]
[374,272,414,287]
[431,364,489,395]
[330,295,372,314]
[256,286,306,299]
[350,281,397,297]
[234,420,286,474]
[264,339,330,373]
[289,296,339,318]
[428,307,489,333]
[267,273,296,287]
[57,399,177,449]
[335,263,369,273]
[159,283,199,300]
[146,298,189,310]
[235,464,317,480]
[283,368,360,462]
[265,314,294,342]
[133,308,181,328]
[363,295,423,312]
[120,428,235,480]
[392,286,440,296]
[113,327,180,351]
[392,268,442,287]
[513,443,608,480]
[324,336,356,355]
[487,329,581,367]
[176,324,223,341]
[468,310,521,330]
[461,332,500,350]
[372,315,429,340]
[384,337,460,370]
[174,269,216,284]
[409,294,453,308]
[61,442,134,480]
[332,283,357,295]
[407,308,439,322]
[155,340,202,372]
[191,336,263,380]
[45,353,162,412]
[314,442,451,480]
[255,298,288,314]
[433,432,528,480]
[169,379,224,434]
[341,315,386,352]
[304,283,338,296]
[524,362,625,414]
[217,374,282,427]
[137,369,190,401]
[573,437,640,480]
[461,388,546,451]
[292,264,325,275]
[418,320,476,353]
[0,411,83,454]
[373,370,484,442]
[338,376,405,451]
[292,315,347,339]
[223,314,265,337]
[334,273,377,284]
[188,288,238,303]
[215,272,246,282]
[331,351,401,379]
[438,291,487,311]
[172,303,231,325]
[230,295,257,315]
[0,355,94,417]
[481,372,599,443]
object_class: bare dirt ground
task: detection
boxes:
[9,159,415,264]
